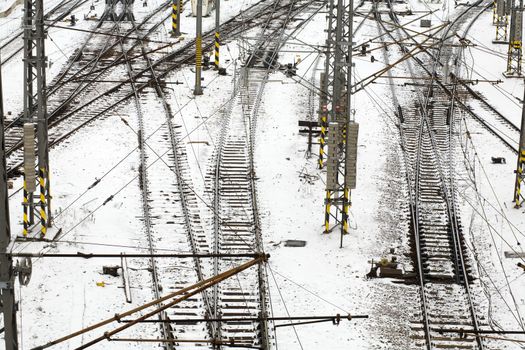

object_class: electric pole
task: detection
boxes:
[194,0,203,95]
[322,0,359,246]
[505,0,523,76]
[0,50,19,350]
[493,0,509,43]
[214,0,220,69]
[514,84,525,207]
[23,0,51,237]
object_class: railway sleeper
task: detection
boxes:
[421,251,452,260]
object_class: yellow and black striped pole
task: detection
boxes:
[318,104,327,169]
[515,150,525,207]
[172,0,181,36]
[342,188,349,235]
[214,32,220,69]
[493,1,498,25]
[214,0,220,69]
[324,190,331,233]
[340,187,350,248]
[23,179,28,236]
[515,83,525,207]
[39,167,47,236]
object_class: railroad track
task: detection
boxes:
[113,1,320,348]
[119,19,217,347]
[370,1,489,348]
[0,0,92,66]
[4,0,310,179]
[211,66,269,349]
[4,0,171,134]
[376,0,521,155]
[453,78,520,153]
[206,0,323,348]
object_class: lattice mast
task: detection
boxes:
[505,0,523,76]
[494,0,509,43]
[23,0,51,237]
[322,0,359,246]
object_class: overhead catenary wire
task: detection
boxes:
[16,0,322,260]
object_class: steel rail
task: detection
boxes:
[211,1,323,348]
[117,21,177,348]
[389,3,519,154]
[128,17,219,345]
[377,0,488,348]
[373,6,433,346]
[4,0,290,178]
[4,0,172,131]
[400,4,486,349]
[0,0,91,65]
[211,0,286,344]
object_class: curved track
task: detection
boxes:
[370,0,490,348]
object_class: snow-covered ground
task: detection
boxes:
[2,0,525,348]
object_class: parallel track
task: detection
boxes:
[4,0,305,179]
[371,1,489,348]
[209,0,323,348]
[0,0,92,65]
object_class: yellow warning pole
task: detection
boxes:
[214,0,220,69]
[514,85,525,207]
[342,188,349,234]
[23,180,28,236]
[214,32,220,69]
[39,167,46,236]
[172,0,181,36]
[324,190,331,233]
[515,150,525,206]
[494,1,498,24]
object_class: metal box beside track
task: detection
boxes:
[345,122,359,189]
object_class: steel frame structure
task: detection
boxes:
[494,0,509,42]
[23,0,51,237]
[321,0,358,246]
[505,0,523,76]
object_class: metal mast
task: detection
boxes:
[194,0,203,95]
[505,0,523,76]
[0,50,19,350]
[23,0,51,237]
[322,0,359,246]
[494,0,509,43]
[514,85,525,207]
